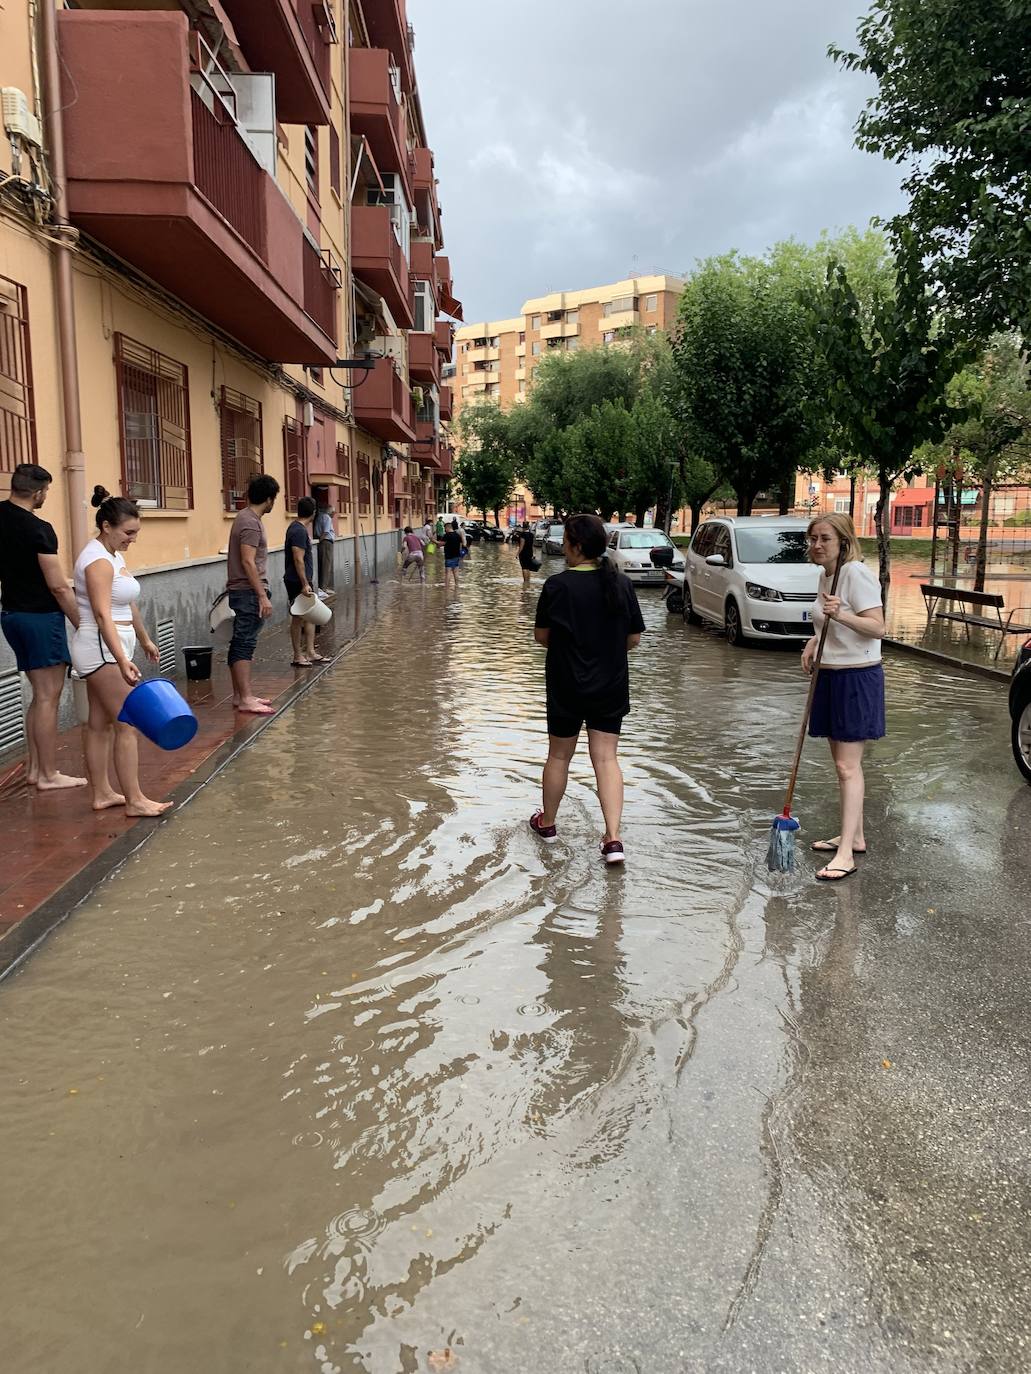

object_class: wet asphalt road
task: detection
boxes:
[0,544,1029,1374]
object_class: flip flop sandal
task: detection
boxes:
[811,839,868,854]
[290,660,313,668]
[815,865,858,882]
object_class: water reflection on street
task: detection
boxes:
[1,545,1028,1373]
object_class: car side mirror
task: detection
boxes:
[705,553,726,567]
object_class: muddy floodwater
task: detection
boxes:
[2,546,1030,1373]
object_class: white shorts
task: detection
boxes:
[71,622,136,678]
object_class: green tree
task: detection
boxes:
[814,234,977,600]
[669,251,824,516]
[832,0,1031,338]
[454,401,517,522]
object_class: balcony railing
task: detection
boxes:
[292,0,333,96]
[190,91,266,259]
[349,48,411,196]
[408,330,439,384]
[352,355,415,441]
[351,204,412,327]
[302,239,338,339]
[434,319,454,357]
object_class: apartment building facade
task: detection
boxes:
[0,0,460,688]
[451,276,681,522]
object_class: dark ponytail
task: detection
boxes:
[564,512,622,613]
[91,485,139,531]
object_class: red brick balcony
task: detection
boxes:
[408,331,440,386]
[353,356,415,442]
[409,238,435,284]
[414,419,441,469]
[411,146,442,247]
[439,383,453,420]
[437,442,454,477]
[217,0,331,125]
[362,0,413,94]
[435,254,462,320]
[351,204,414,329]
[349,48,412,200]
[434,319,455,359]
[58,10,337,365]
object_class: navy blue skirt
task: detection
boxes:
[809,663,885,742]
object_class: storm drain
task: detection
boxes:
[156,619,177,677]
[0,669,27,753]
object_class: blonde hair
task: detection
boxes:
[807,512,863,564]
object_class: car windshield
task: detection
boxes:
[547,526,564,538]
[734,528,810,564]
[620,531,670,549]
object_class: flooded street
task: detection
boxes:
[2,545,1030,1373]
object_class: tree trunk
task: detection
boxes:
[848,474,856,520]
[689,501,704,532]
[634,502,647,527]
[973,467,994,593]
[778,479,790,516]
[873,476,891,608]
[949,482,963,578]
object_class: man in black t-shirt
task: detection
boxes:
[531,513,644,865]
[0,464,85,789]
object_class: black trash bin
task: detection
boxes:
[183,646,213,681]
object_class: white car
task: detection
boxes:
[543,524,566,556]
[606,528,685,584]
[684,517,819,647]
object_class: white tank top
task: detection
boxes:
[74,538,140,626]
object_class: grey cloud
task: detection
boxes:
[408,0,904,321]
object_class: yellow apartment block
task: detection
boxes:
[452,276,682,522]
[0,0,460,701]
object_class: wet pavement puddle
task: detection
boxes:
[1,546,1029,1372]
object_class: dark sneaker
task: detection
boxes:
[530,811,557,842]
[600,839,625,865]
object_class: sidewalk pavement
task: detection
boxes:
[0,595,368,976]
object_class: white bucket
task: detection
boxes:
[290,592,332,626]
[71,672,89,726]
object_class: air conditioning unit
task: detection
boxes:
[2,88,42,149]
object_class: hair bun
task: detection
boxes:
[90,485,110,508]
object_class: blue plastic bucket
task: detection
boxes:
[117,678,198,751]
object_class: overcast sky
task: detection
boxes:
[406,0,906,325]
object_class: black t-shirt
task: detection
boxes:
[284,520,313,586]
[534,566,645,717]
[0,500,62,614]
[518,528,536,563]
[443,529,463,559]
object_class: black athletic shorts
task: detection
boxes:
[546,707,623,739]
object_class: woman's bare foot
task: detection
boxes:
[92,791,127,811]
[125,797,173,818]
[37,772,88,791]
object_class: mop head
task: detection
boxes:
[767,813,801,873]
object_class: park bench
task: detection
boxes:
[920,583,1031,660]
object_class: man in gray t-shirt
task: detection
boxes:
[226,474,279,714]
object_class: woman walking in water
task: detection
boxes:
[514,519,537,585]
[530,513,645,865]
[442,518,465,589]
[70,488,172,817]
[803,512,885,881]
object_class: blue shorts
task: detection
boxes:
[1,610,71,672]
[809,663,885,742]
[444,557,461,569]
[227,588,266,666]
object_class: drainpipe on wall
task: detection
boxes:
[40,0,89,556]
[350,439,361,586]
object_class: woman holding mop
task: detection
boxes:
[803,514,885,882]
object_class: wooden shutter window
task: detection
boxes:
[114,333,193,510]
[220,386,263,511]
[283,416,306,511]
[0,274,38,479]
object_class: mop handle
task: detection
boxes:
[781,552,845,816]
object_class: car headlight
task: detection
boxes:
[746,582,784,602]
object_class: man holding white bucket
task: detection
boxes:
[226,475,279,715]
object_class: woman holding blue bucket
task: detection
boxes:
[70,488,171,817]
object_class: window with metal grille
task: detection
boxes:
[357,455,371,513]
[336,444,351,510]
[304,125,319,200]
[220,386,263,511]
[114,334,193,509]
[0,274,38,478]
[283,416,306,511]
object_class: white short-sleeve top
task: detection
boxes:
[74,538,141,628]
[811,559,883,666]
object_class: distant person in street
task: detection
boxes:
[284,496,327,667]
[442,518,465,588]
[515,519,536,585]
[226,473,280,715]
[435,514,446,542]
[0,463,85,790]
[71,487,170,817]
[421,518,434,546]
[401,525,427,582]
[803,512,886,882]
[531,513,645,865]
[312,495,335,596]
